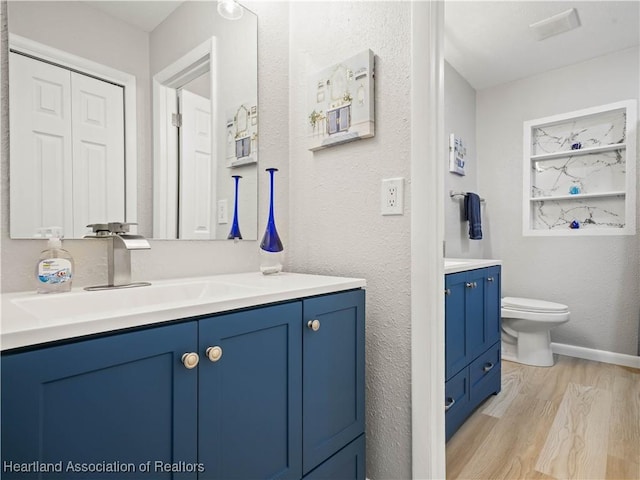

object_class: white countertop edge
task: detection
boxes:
[444,258,502,274]
[1,272,366,352]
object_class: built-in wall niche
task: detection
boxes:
[523,100,637,236]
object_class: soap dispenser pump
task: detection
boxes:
[35,227,74,293]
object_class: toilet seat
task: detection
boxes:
[502,297,569,314]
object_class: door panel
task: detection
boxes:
[9,53,73,238]
[179,89,215,239]
[198,303,302,480]
[302,290,365,475]
[1,322,198,480]
[71,72,125,237]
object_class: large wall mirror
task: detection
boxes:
[7,0,258,240]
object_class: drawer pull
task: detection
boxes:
[445,397,455,412]
[465,282,473,288]
[482,362,494,373]
[206,346,223,362]
[181,352,200,369]
[307,319,321,332]
[445,288,451,296]
[487,277,494,282]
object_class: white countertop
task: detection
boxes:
[445,258,501,274]
[1,272,366,351]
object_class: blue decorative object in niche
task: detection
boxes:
[569,182,581,195]
[570,220,580,229]
[571,142,582,150]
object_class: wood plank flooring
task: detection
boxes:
[446,356,640,480]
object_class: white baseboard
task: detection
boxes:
[551,342,640,369]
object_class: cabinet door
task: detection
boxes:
[303,435,365,480]
[302,290,365,475]
[465,268,488,361]
[445,272,467,380]
[1,322,198,480]
[484,266,501,346]
[198,302,302,480]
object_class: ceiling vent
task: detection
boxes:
[529,8,581,41]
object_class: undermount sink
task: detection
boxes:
[11,279,267,322]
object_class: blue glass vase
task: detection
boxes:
[260,168,284,274]
[228,175,242,240]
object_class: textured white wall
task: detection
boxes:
[444,61,484,259]
[477,47,640,355]
[288,2,412,478]
[0,1,289,292]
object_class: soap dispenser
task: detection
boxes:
[35,227,74,293]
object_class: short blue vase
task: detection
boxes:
[260,168,284,274]
[228,175,243,240]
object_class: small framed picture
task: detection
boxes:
[449,133,466,176]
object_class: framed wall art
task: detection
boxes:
[449,133,467,176]
[308,49,375,151]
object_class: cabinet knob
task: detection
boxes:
[307,319,321,331]
[206,346,223,362]
[444,288,451,296]
[466,282,473,288]
[483,362,494,373]
[181,352,200,369]
[487,277,494,282]
[445,397,456,412]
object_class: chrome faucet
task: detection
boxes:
[84,222,151,290]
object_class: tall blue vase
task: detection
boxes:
[260,168,284,274]
[228,175,242,240]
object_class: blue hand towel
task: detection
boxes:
[464,193,483,240]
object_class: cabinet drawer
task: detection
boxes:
[469,342,501,406]
[445,367,470,441]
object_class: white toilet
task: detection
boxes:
[501,297,570,367]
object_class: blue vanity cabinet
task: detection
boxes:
[445,266,501,441]
[302,290,365,476]
[197,302,302,480]
[1,289,365,480]
[1,321,199,480]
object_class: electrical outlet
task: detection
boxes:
[217,199,228,224]
[381,178,404,215]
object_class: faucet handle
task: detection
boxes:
[86,223,111,236]
[108,222,137,234]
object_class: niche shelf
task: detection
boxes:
[523,100,637,236]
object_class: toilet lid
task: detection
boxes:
[502,297,569,313]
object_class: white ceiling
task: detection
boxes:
[84,1,184,33]
[444,1,640,90]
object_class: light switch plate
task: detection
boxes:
[217,199,228,224]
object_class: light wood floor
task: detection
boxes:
[446,355,640,480]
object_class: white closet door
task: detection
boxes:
[179,89,215,240]
[9,52,73,238]
[71,73,125,238]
